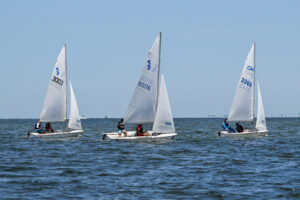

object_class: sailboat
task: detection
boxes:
[219,43,268,136]
[29,45,83,138]
[102,33,177,141]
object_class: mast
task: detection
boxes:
[64,44,68,121]
[155,32,162,116]
[252,42,256,125]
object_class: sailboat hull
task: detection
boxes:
[102,131,177,142]
[29,129,83,138]
[218,129,268,136]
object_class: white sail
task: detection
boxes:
[40,45,67,122]
[68,81,82,130]
[228,43,255,121]
[153,74,175,133]
[255,82,267,130]
[123,34,160,124]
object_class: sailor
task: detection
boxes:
[117,118,127,137]
[235,122,244,133]
[136,124,150,136]
[222,119,235,133]
[35,121,45,134]
[45,122,55,133]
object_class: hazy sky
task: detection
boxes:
[1,0,300,118]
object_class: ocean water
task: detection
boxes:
[0,118,299,199]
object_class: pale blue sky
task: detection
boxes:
[1,0,300,118]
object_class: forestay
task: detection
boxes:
[255,82,267,130]
[123,34,160,124]
[228,43,255,121]
[68,81,82,130]
[153,74,175,133]
[40,45,67,122]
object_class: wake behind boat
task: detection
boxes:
[218,43,268,136]
[28,45,83,138]
[102,33,177,141]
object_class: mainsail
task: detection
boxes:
[123,34,161,124]
[40,45,67,122]
[68,81,82,130]
[228,43,255,121]
[153,74,175,133]
[255,82,267,130]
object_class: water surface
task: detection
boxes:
[0,118,299,199]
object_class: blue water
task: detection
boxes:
[0,118,299,199]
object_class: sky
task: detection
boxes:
[0,0,300,118]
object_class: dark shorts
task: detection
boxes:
[36,129,44,134]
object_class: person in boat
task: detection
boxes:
[222,119,235,133]
[235,122,244,133]
[117,118,127,137]
[45,122,54,133]
[136,123,150,136]
[35,121,45,134]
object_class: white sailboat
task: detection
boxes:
[102,33,177,141]
[29,45,83,138]
[219,43,268,136]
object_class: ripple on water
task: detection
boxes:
[0,118,299,199]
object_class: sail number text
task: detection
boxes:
[138,81,151,91]
[52,76,64,86]
[240,77,252,87]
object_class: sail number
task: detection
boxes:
[240,77,252,87]
[138,81,151,91]
[52,76,64,86]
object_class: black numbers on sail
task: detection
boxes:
[52,76,64,86]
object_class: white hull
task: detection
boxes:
[102,131,177,142]
[29,129,83,138]
[218,129,268,136]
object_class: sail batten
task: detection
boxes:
[123,34,161,124]
[228,44,255,121]
[40,45,67,122]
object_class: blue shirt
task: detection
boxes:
[222,121,229,130]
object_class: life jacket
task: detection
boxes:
[236,124,244,132]
[222,122,228,130]
[118,122,124,130]
[136,125,143,135]
[45,123,50,130]
[136,125,141,132]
